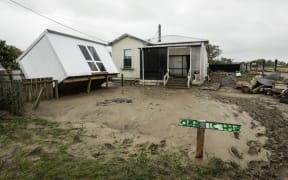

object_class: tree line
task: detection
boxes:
[0,40,22,70]
[206,43,287,67]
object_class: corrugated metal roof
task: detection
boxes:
[147,35,208,45]
[142,42,202,48]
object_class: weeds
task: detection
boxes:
[0,116,241,179]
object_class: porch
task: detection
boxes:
[140,43,208,88]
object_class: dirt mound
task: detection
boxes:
[210,92,288,179]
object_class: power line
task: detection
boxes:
[7,0,108,43]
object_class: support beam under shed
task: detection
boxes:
[87,77,92,93]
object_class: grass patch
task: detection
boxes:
[0,115,242,179]
[0,152,240,180]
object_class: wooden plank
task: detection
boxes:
[63,76,106,83]
[33,87,45,110]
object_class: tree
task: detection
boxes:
[0,40,22,70]
[206,43,222,62]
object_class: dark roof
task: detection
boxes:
[109,33,149,45]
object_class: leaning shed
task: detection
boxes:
[17,29,118,92]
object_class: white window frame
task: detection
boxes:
[79,45,106,72]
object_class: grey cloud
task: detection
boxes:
[0,0,288,61]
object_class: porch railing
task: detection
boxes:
[163,71,169,87]
[187,68,192,88]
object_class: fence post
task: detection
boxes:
[54,80,59,99]
[274,59,278,72]
[121,73,124,87]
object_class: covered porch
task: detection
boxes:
[140,43,208,88]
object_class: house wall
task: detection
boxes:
[19,35,67,82]
[47,33,118,77]
[190,46,201,73]
[169,47,190,56]
[111,37,145,79]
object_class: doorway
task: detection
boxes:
[169,55,190,78]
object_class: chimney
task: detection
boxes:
[158,24,161,42]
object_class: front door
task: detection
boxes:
[169,55,190,77]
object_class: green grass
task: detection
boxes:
[0,115,242,180]
[1,152,240,180]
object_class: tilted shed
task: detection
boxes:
[17,29,118,87]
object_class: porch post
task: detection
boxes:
[141,48,145,86]
[167,47,169,74]
[190,47,192,76]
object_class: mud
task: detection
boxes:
[210,91,288,180]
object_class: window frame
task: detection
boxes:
[78,45,107,72]
[123,49,132,69]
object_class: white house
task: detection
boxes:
[109,26,209,88]
[109,34,147,80]
[17,29,118,86]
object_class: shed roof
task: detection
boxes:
[17,29,107,62]
[147,35,208,45]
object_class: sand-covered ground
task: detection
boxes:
[25,85,283,172]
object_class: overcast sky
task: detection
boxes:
[0,0,288,62]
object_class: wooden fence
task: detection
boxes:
[0,78,58,115]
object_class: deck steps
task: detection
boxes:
[165,78,188,89]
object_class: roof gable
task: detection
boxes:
[109,33,148,45]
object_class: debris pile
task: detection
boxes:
[206,71,288,103]
[96,98,133,106]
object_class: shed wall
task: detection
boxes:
[48,33,118,77]
[19,35,66,81]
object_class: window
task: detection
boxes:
[78,45,107,72]
[96,62,106,71]
[88,46,101,61]
[123,49,132,69]
[78,45,92,60]
[88,62,98,71]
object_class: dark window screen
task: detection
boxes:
[88,46,101,61]
[96,62,106,71]
[141,47,167,80]
[124,49,132,68]
[78,45,92,60]
[88,62,98,71]
[124,58,132,68]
